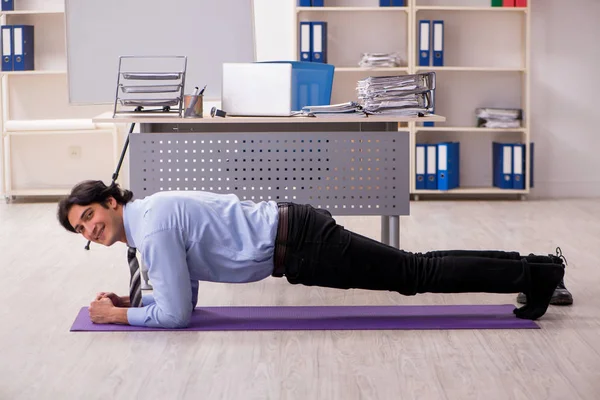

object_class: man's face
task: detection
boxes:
[67,197,124,246]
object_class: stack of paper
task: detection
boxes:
[299,101,365,117]
[358,52,404,68]
[476,108,522,128]
[356,72,436,116]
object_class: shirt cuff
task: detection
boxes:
[127,306,148,326]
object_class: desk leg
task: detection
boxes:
[381,216,390,246]
[389,216,400,249]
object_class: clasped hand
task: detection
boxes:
[89,292,123,324]
[89,297,115,324]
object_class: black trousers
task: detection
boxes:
[280,203,556,295]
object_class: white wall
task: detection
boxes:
[254,0,600,198]
[529,0,600,198]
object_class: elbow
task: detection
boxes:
[163,314,191,329]
[156,310,191,329]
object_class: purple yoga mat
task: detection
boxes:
[70,304,538,331]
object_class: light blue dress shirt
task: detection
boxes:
[123,191,279,328]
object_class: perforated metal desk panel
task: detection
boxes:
[94,113,447,248]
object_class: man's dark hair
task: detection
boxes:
[57,180,134,233]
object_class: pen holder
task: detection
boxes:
[183,94,203,118]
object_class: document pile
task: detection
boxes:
[357,72,435,116]
[476,108,522,128]
[299,101,364,117]
[358,52,404,68]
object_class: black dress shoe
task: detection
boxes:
[517,278,573,306]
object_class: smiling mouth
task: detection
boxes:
[96,226,104,242]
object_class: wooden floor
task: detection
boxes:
[1,198,599,399]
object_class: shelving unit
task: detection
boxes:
[294,0,531,199]
[0,0,115,201]
[297,7,409,12]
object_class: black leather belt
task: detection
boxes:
[272,203,289,277]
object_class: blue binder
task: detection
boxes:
[432,20,444,67]
[512,143,525,189]
[379,0,391,5]
[12,25,34,71]
[311,22,327,63]
[391,0,406,6]
[1,0,13,11]
[298,0,311,6]
[299,22,312,62]
[529,142,535,188]
[437,142,460,191]
[419,20,431,67]
[1,25,12,71]
[492,142,513,189]
[311,0,324,5]
[426,144,437,190]
[416,144,427,190]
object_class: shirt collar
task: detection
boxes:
[123,202,137,248]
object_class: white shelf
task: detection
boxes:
[6,188,69,196]
[0,10,64,15]
[297,7,408,12]
[336,67,409,72]
[415,127,526,133]
[413,187,528,195]
[415,67,525,72]
[415,6,527,12]
[0,70,67,76]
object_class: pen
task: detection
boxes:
[191,86,200,96]
[199,85,207,95]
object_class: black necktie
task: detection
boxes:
[127,247,143,308]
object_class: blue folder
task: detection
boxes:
[512,143,525,189]
[432,20,444,67]
[1,0,13,11]
[419,20,431,67]
[312,0,324,5]
[416,144,427,190]
[311,22,327,63]
[529,142,535,188]
[437,142,460,191]
[299,22,312,62]
[12,25,34,71]
[492,142,513,189]
[298,0,311,6]
[1,25,12,71]
[426,144,437,190]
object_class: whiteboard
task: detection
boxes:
[65,0,256,105]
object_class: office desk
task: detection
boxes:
[93,112,445,248]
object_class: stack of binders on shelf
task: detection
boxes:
[298,0,324,6]
[477,107,522,128]
[299,21,327,63]
[356,72,435,116]
[492,142,534,190]
[492,0,527,6]
[358,52,404,68]
[379,0,406,5]
[416,142,460,191]
[1,25,34,71]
